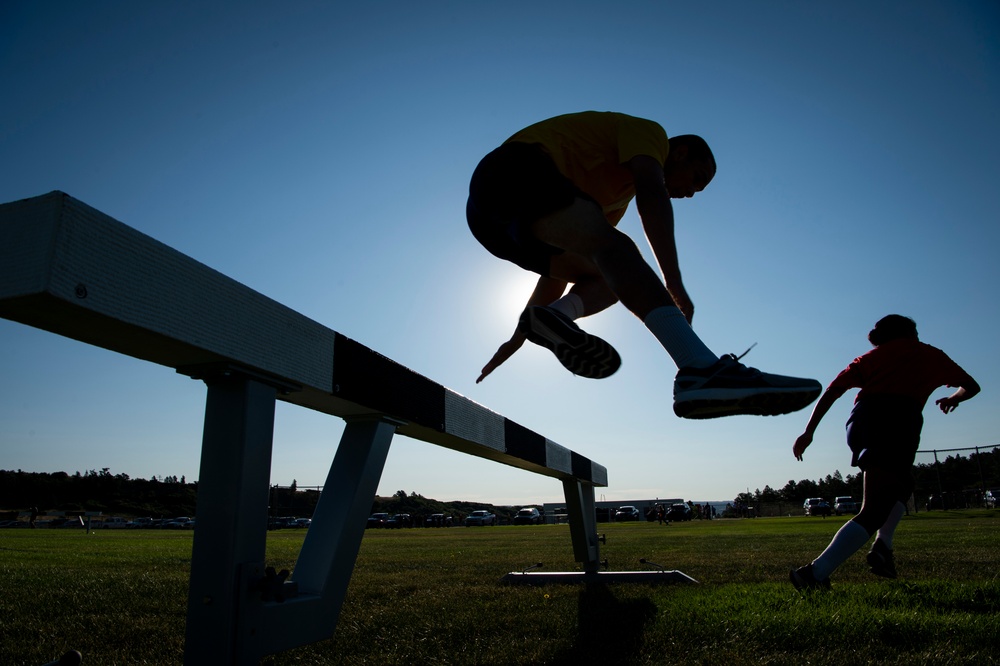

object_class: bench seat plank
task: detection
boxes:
[0,191,607,486]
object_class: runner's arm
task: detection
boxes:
[936,376,981,413]
[793,385,849,460]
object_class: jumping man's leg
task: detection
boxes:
[546,274,623,325]
[531,198,822,419]
[538,199,718,368]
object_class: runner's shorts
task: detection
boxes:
[466,142,585,276]
[846,395,923,472]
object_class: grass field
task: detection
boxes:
[1,511,997,665]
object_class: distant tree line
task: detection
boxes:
[2,447,996,521]
[732,447,999,516]
[264,487,521,524]
[0,468,196,519]
[0,471,513,523]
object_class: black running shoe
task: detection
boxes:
[518,306,621,379]
[673,354,821,419]
[866,539,897,579]
[790,564,832,591]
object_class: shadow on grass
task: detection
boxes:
[551,583,657,665]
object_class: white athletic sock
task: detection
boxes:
[547,293,585,320]
[811,520,872,580]
[643,305,718,369]
[875,501,906,549]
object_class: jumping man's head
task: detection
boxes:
[663,135,716,199]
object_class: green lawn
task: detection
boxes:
[1,511,997,665]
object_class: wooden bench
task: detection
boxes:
[0,192,654,664]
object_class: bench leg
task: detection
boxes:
[239,416,401,660]
[184,374,278,665]
[252,415,398,654]
[292,416,398,592]
[562,479,600,573]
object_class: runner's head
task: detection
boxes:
[868,314,918,346]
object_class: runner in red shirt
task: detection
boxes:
[790,315,980,590]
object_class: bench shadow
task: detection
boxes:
[550,583,658,665]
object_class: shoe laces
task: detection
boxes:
[721,342,758,364]
[735,342,757,361]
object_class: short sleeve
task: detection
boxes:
[617,116,670,165]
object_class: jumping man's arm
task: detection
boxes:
[476,276,567,383]
[628,154,693,322]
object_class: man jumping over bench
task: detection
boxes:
[466,111,820,419]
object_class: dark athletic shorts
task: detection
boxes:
[846,395,923,472]
[466,142,587,276]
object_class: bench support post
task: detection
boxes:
[183,370,281,665]
[251,416,400,657]
[501,480,698,586]
[563,478,600,572]
[179,362,403,665]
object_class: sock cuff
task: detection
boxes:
[549,293,585,320]
[643,305,717,368]
[642,305,685,327]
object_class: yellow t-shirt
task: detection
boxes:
[505,111,670,224]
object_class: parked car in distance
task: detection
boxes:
[386,514,412,528]
[424,513,453,527]
[366,513,389,529]
[101,517,129,529]
[803,498,832,517]
[465,510,496,526]
[0,520,26,528]
[163,516,194,529]
[268,516,298,530]
[293,517,312,528]
[665,503,692,522]
[834,496,858,515]
[615,506,641,521]
[513,507,543,525]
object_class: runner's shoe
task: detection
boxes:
[673,354,821,419]
[866,539,897,579]
[518,306,621,379]
[790,564,831,591]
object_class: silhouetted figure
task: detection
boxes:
[790,315,979,590]
[467,111,820,418]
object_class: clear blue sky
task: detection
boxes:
[2,1,998,506]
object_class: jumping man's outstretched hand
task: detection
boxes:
[476,331,526,383]
[478,275,569,383]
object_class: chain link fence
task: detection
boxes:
[911,445,999,511]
